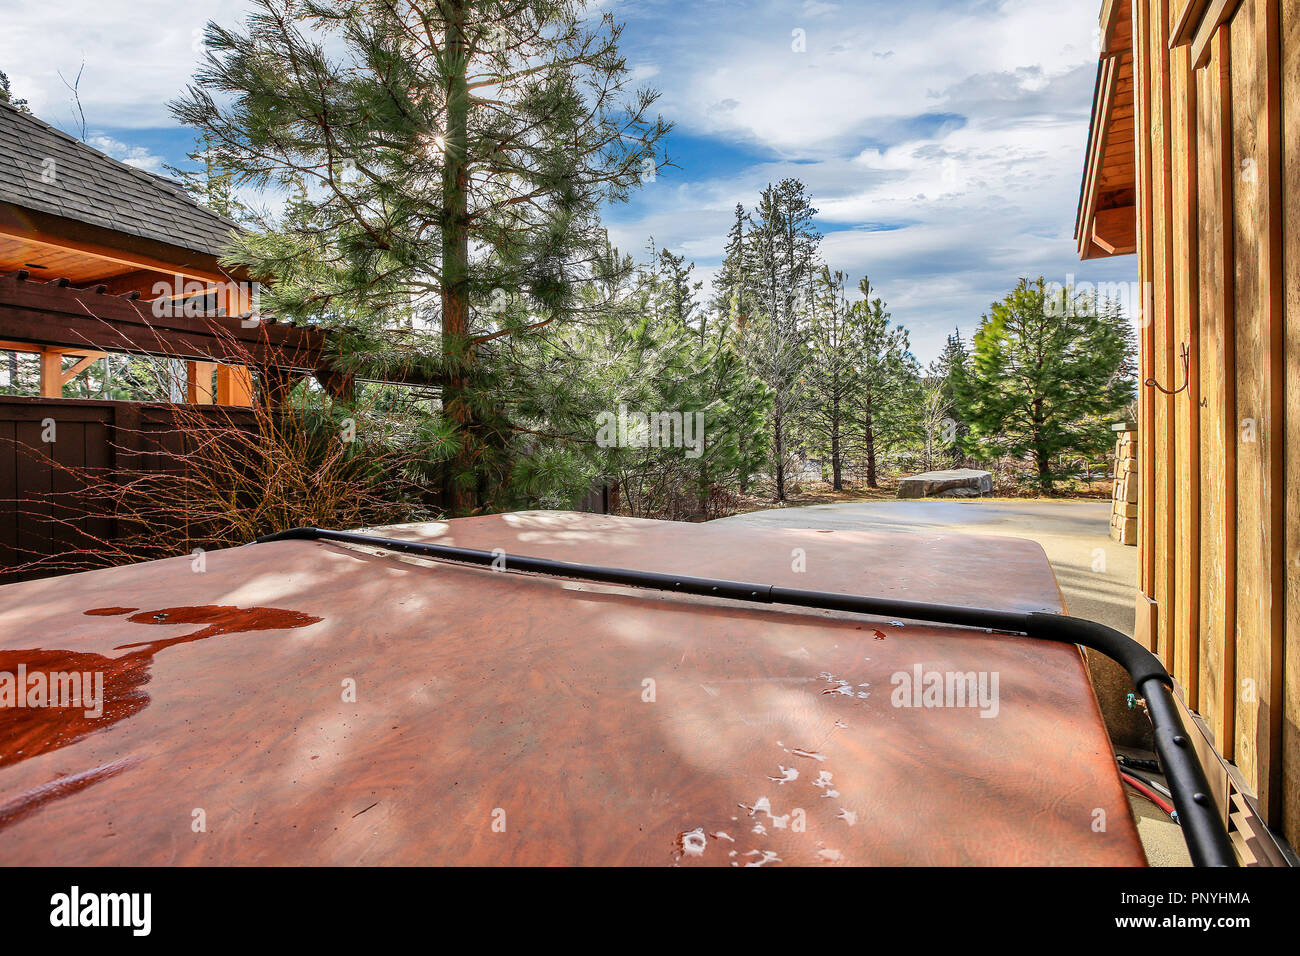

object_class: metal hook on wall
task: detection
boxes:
[1144,342,1189,396]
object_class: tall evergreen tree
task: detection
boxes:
[657,247,702,336]
[966,277,1134,491]
[850,277,915,488]
[803,267,859,489]
[173,0,670,513]
[930,328,972,464]
[739,178,821,501]
[711,203,750,330]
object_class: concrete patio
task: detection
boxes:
[718,499,1137,636]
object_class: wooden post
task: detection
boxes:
[186,361,216,404]
[38,349,62,399]
[216,365,253,406]
[215,280,255,407]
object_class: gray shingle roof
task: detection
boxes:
[0,100,240,259]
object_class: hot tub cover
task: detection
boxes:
[0,511,1144,866]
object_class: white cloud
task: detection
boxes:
[0,1,257,128]
[86,134,166,173]
[605,0,1137,360]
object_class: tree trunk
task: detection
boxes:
[1036,448,1052,493]
[830,419,842,491]
[1031,399,1050,493]
[864,400,877,488]
[441,2,475,514]
[773,405,786,502]
[738,426,749,493]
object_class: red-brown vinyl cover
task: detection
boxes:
[0,511,1145,865]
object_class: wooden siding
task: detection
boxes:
[1120,0,1297,845]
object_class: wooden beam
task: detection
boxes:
[1171,0,1212,48]
[0,339,102,358]
[216,364,253,407]
[0,202,243,285]
[1280,0,1300,850]
[0,274,325,370]
[1078,55,1122,256]
[1254,0,1287,829]
[92,269,180,298]
[1097,0,1128,53]
[59,352,107,385]
[186,361,216,404]
[1171,35,1201,704]
[1100,0,1124,53]
[1204,23,1237,762]
[1092,205,1138,254]
[1189,0,1243,68]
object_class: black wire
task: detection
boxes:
[1117,753,1163,773]
[1120,765,1174,801]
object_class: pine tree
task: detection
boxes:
[657,247,703,337]
[803,267,859,489]
[711,203,750,331]
[966,277,1134,492]
[850,277,915,488]
[739,178,821,501]
[0,69,30,112]
[930,329,972,464]
[172,0,670,513]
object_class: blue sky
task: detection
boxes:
[0,0,1138,362]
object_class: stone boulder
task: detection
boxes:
[896,468,993,499]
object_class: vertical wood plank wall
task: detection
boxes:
[1282,0,1300,859]
[1130,0,1297,843]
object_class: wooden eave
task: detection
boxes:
[1075,0,1137,260]
[0,202,249,290]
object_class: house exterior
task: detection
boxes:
[1076,0,1298,857]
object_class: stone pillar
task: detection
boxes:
[1109,422,1137,545]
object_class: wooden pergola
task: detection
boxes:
[0,99,270,403]
[0,271,329,403]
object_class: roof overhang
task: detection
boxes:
[1075,0,1137,260]
[0,202,245,289]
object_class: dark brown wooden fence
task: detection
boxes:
[1,395,613,583]
[0,395,255,582]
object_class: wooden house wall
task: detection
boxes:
[1130,0,1297,843]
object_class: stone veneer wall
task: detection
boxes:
[1109,423,1137,545]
